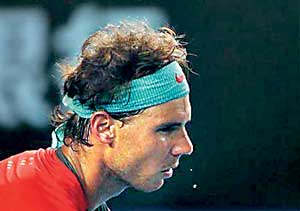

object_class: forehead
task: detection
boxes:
[137,95,191,123]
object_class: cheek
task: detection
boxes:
[113,124,172,171]
[141,135,171,166]
[159,136,167,142]
[112,129,152,169]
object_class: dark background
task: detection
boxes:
[0,0,299,210]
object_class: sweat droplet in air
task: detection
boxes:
[193,184,197,189]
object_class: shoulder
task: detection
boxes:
[0,148,56,184]
[0,148,86,210]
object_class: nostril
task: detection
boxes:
[171,145,182,156]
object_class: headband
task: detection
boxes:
[51,61,190,148]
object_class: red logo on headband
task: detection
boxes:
[175,74,184,83]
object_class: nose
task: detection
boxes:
[171,129,193,156]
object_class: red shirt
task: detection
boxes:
[0,148,88,211]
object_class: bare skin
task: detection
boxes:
[61,95,193,210]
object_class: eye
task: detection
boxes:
[156,125,179,134]
[185,121,192,132]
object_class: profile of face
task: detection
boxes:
[105,95,193,192]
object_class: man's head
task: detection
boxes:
[90,95,193,192]
[51,21,193,192]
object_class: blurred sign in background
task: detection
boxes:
[0,8,49,128]
[0,0,298,210]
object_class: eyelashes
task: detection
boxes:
[156,125,179,134]
[155,121,191,135]
[185,121,192,131]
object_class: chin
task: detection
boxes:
[134,177,165,193]
[144,183,164,192]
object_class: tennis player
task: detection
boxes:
[0,21,194,211]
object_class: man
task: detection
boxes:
[0,21,194,211]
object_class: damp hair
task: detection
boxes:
[51,21,191,147]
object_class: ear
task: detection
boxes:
[89,111,116,144]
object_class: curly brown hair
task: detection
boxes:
[51,21,190,147]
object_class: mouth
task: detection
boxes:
[161,168,174,178]
[161,162,179,178]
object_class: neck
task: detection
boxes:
[60,144,128,210]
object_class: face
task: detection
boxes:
[104,95,193,192]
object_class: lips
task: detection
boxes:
[162,162,179,172]
[162,168,173,178]
[172,163,179,169]
[161,163,179,178]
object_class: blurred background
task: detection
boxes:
[0,0,298,210]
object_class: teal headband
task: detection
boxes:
[51,61,189,148]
